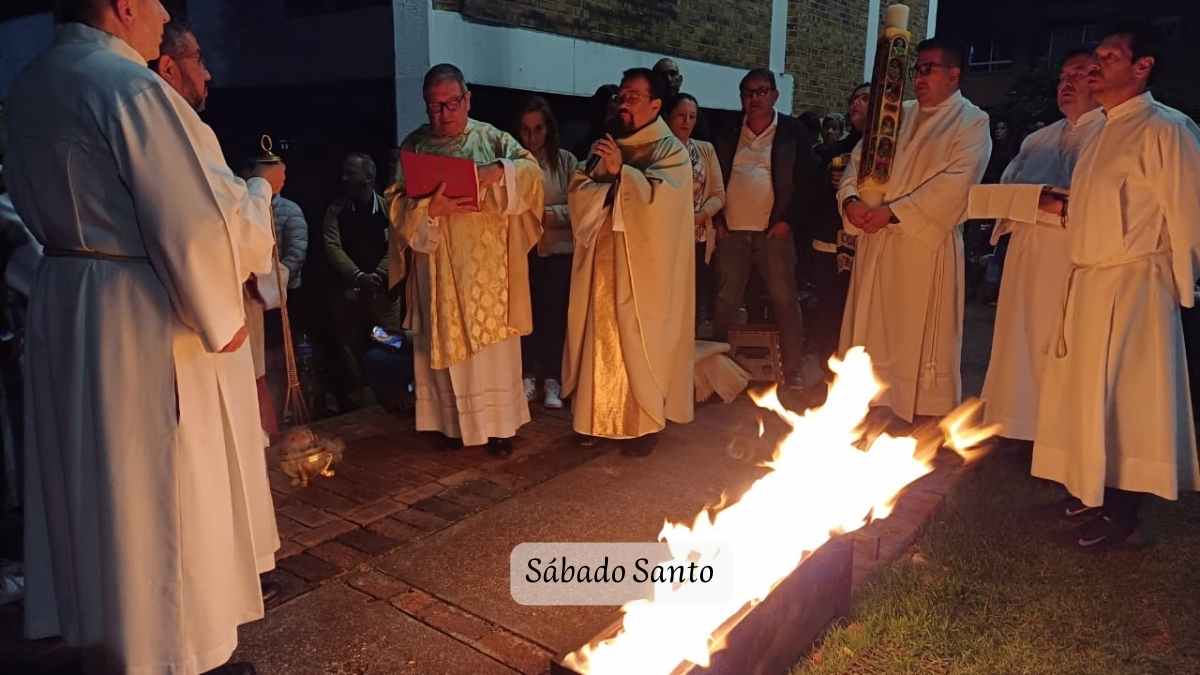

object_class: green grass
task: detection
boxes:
[794,446,1200,675]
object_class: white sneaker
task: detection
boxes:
[523,377,537,402]
[543,379,564,409]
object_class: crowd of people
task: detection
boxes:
[0,1,1198,674]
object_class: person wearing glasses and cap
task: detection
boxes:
[386,63,544,458]
[837,37,992,426]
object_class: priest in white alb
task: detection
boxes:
[978,49,1105,443]
[6,1,278,673]
[387,64,543,457]
[1032,23,1200,548]
[838,38,992,423]
[564,67,695,456]
[151,16,284,596]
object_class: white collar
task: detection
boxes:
[57,22,146,66]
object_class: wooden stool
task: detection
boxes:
[726,324,785,384]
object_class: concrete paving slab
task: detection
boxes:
[374,426,766,655]
[233,582,519,675]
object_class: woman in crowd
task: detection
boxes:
[665,93,724,329]
[516,96,577,409]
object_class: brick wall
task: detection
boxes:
[787,0,929,114]
[433,0,935,116]
[433,0,773,70]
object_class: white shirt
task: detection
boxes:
[724,113,776,231]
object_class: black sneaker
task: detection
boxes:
[260,579,281,605]
[1061,496,1101,519]
[487,437,513,457]
[1076,514,1139,549]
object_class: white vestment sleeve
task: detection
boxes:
[108,84,247,352]
[232,178,275,277]
[1156,117,1200,308]
[496,158,525,215]
[836,140,866,236]
[888,114,992,249]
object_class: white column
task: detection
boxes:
[862,0,882,83]
[769,0,788,73]
[926,0,939,38]
[394,0,432,144]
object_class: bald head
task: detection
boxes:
[654,57,683,96]
[55,0,170,61]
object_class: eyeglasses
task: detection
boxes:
[616,91,649,105]
[911,62,950,77]
[740,86,775,99]
[426,92,467,115]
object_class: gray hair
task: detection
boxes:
[148,19,194,73]
[423,63,467,95]
[159,19,194,59]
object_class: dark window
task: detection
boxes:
[968,40,1015,73]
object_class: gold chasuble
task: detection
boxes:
[386,119,543,369]
[386,119,543,447]
[564,118,695,438]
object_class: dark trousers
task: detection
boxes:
[1182,305,1200,424]
[330,289,374,408]
[713,230,805,373]
[521,253,572,381]
[1102,488,1143,524]
[363,342,414,410]
[810,250,850,370]
[695,242,715,322]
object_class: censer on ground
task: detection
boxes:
[257,135,345,486]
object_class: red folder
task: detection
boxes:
[400,150,480,211]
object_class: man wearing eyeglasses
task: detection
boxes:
[387,63,544,458]
[836,37,991,425]
[564,67,695,457]
[150,19,288,612]
[712,68,820,390]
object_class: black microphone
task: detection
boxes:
[584,120,621,174]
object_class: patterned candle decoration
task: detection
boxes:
[858,4,912,207]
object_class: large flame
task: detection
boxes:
[563,347,996,674]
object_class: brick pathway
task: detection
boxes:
[256,404,605,612]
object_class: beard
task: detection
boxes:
[614,111,637,137]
